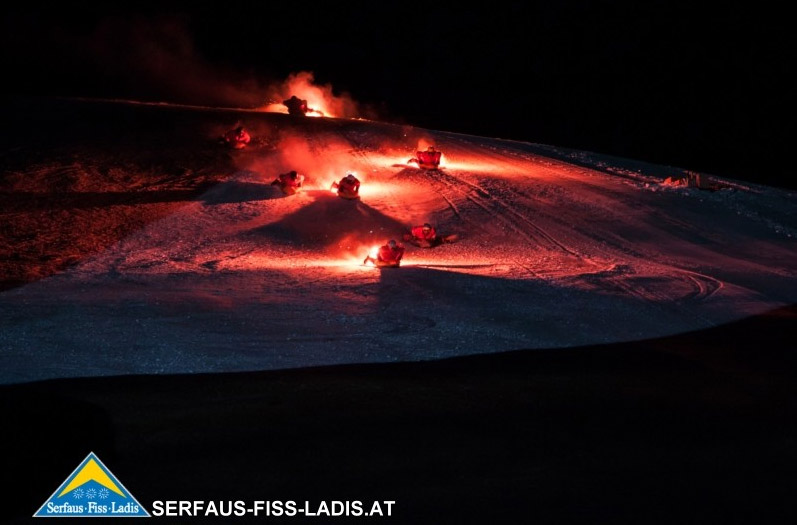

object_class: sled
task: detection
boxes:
[403,234,458,248]
[337,189,360,200]
[363,256,400,268]
[408,149,442,169]
[280,186,301,196]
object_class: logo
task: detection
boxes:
[34,452,149,518]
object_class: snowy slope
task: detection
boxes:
[1,99,795,384]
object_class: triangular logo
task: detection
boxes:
[34,452,150,518]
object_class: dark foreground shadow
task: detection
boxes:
[200,181,282,204]
[2,306,796,524]
[0,187,218,211]
[250,192,408,248]
[0,182,282,210]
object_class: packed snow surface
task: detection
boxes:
[1,100,795,384]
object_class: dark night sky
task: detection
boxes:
[2,1,794,188]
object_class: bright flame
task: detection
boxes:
[363,245,379,266]
[259,71,358,118]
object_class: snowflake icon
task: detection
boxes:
[72,488,84,500]
[86,488,97,500]
[98,488,110,500]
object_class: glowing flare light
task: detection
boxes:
[363,246,379,266]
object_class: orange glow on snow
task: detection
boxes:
[220,251,503,276]
[354,179,387,198]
